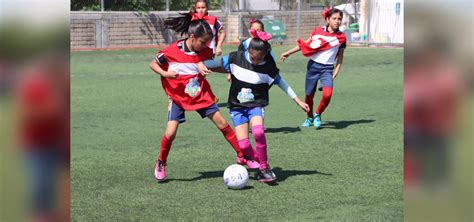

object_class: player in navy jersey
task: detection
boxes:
[281,8,347,129]
[204,31,309,182]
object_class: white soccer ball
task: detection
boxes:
[223,164,249,189]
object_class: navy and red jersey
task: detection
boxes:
[298,25,347,64]
[155,39,216,111]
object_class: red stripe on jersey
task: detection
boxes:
[298,26,347,57]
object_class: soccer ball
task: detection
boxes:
[223,164,249,189]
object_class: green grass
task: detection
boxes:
[71,45,403,221]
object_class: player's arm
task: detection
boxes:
[215,21,226,56]
[274,74,310,112]
[280,36,311,62]
[203,55,230,73]
[149,54,178,78]
[333,48,345,80]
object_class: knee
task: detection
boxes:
[165,131,177,141]
[251,125,265,140]
[322,88,333,99]
[216,119,229,130]
[322,93,332,100]
[238,138,251,148]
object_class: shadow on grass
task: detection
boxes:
[169,170,224,182]
[227,186,255,190]
[272,167,332,182]
[265,127,301,134]
[320,119,375,129]
[166,167,332,185]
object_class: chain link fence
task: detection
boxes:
[70,0,403,49]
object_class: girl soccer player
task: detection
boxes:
[224,18,267,82]
[150,14,258,182]
[238,18,266,52]
[280,8,347,129]
[204,31,309,182]
[193,0,226,56]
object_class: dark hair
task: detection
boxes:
[250,19,265,31]
[248,38,271,53]
[325,8,343,19]
[164,13,213,39]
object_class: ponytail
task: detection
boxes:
[164,13,193,36]
[164,12,213,39]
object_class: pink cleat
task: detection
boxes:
[154,160,166,182]
[236,156,260,169]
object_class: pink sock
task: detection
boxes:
[251,125,268,170]
[238,138,258,161]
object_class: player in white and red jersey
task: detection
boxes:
[193,0,225,56]
[281,8,347,129]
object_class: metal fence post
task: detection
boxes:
[226,0,231,14]
[296,0,301,39]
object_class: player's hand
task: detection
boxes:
[298,102,310,113]
[226,73,232,83]
[215,47,223,56]
[163,70,178,79]
[197,63,212,76]
[332,73,338,80]
[280,52,290,62]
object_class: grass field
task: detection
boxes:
[71,45,403,221]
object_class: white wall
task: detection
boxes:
[243,0,280,11]
[369,0,404,43]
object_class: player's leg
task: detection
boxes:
[314,64,335,128]
[201,105,242,156]
[303,60,319,127]
[155,101,183,182]
[203,106,259,169]
[249,109,276,182]
[230,109,259,168]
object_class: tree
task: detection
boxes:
[71,0,223,11]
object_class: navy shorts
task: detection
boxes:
[305,60,334,95]
[229,107,264,126]
[168,101,219,123]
